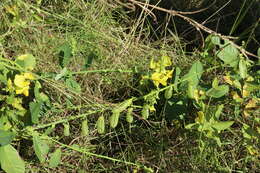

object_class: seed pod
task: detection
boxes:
[81,119,89,136]
[63,123,70,136]
[116,98,133,113]
[141,105,149,120]
[97,115,105,134]
[110,110,120,128]
[164,86,173,99]
[126,107,134,123]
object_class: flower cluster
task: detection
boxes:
[8,72,35,96]
[149,55,174,87]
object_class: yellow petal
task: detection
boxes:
[166,70,173,79]
[23,72,35,80]
[16,86,29,96]
[14,74,29,88]
[150,59,157,69]
[159,76,168,86]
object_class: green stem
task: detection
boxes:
[70,69,134,75]
[49,137,142,168]
[34,109,105,130]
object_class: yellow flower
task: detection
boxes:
[151,70,173,87]
[161,55,172,67]
[16,85,30,96]
[14,72,34,96]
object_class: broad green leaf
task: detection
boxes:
[34,81,41,100]
[49,148,61,168]
[58,42,72,67]
[187,84,197,99]
[183,61,203,86]
[217,41,239,67]
[205,35,220,50]
[0,144,25,173]
[164,86,173,99]
[211,121,234,132]
[65,78,81,93]
[211,35,221,45]
[215,104,224,119]
[16,54,36,70]
[33,135,49,163]
[0,130,14,146]
[29,101,41,124]
[206,85,229,98]
[258,47,260,57]
[239,59,248,79]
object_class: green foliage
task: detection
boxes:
[0,1,259,172]
[49,148,62,168]
[0,144,25,173]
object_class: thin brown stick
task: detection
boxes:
[127,0,260,59]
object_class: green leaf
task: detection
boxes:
[183,61,203,86]
[205,35,220,50]
[211,121,234,132]
[187,84,197,99]
[55,67,69,80]
[33,135,49,163]
[29,101,41,124]
[215,104,224,120]
[33,81,50,105]
[217,41,239,67]
[164,86,173,99]
[257,47,260,57]
[0,130,14,146]
[15,54,36,70]
[58,42,72,67]
[49,148,62,168]
[239,59,248,79]
[206,85,229,98]
[65,78,81,93]
[0,144,25,173]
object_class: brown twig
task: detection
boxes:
[127,0,260,59]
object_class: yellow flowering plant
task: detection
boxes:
[149,55,174,87]
[0,54,51,172]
